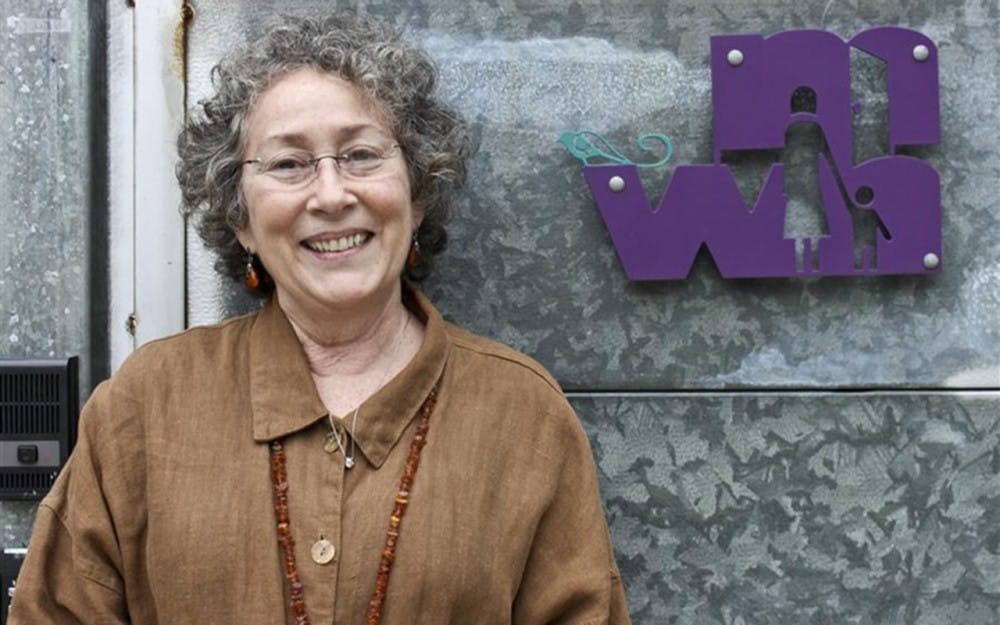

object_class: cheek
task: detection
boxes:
[242,189,293,235]
[378,175,417,225]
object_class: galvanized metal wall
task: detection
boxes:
[0,0,103,546]
[184,1,999,623]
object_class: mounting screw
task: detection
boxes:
[609,176,625,192]
[727,49,744,67]
[913,45,930,62]
[126,313,138,336]
[923,253,940,269]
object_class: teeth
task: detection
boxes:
[306,233,368,253]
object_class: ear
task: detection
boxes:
[235,228,256,254]
[411,201,425,229]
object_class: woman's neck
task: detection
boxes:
[276,286,423,416]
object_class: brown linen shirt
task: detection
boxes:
[9,288,631,625]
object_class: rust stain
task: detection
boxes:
[170,2,195,82]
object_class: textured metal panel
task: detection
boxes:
[0,2,92,383]
[180,4,999,620]
[0,0,98,544]
[184,0,998,390]
[177,4,1000,622]
[572,392,1000,624]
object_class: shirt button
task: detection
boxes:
[323,434,338,454]
[311,538,336,564]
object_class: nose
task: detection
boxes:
[306,157,356,212]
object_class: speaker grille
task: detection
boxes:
[0,372,61,404]
[0,471,57,492]
[0,359,78,499]
[0,407,61,435]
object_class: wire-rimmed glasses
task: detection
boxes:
[242,144,402,187]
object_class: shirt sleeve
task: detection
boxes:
[6,381,138,625]
[511,403,632,625]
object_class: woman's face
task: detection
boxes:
[237,68,419,319]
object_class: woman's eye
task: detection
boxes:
[268,157,309,171]
[342,147,381,163]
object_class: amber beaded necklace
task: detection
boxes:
[268,384,439,625]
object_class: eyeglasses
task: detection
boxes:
[242,144,402,186]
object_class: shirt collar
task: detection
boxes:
[249,284,449,469]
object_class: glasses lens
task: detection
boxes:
[339,145,395,177]
[260,153,313,184]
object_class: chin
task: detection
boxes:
[311,281,399,310]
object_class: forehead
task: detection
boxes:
[243,67,392,151]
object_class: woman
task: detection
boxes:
[9,15,630,625]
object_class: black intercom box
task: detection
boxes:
[0,357,79,499]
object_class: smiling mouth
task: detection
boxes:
[303,233,372,253]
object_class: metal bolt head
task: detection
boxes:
[913,44,930,62]
[727,49,744,67]
[923,252,940,269]
[609,175,626,193]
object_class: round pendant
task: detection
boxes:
[344,456,355,469]
[311,538,336,565]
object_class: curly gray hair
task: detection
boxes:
[177,14,471,294]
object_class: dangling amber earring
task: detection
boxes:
[244,251,261,290]
[406,233,420,268]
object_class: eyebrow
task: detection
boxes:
[255,124,392,150]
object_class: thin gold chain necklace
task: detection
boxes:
[269,382,439,625]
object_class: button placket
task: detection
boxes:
[283,423,345,624]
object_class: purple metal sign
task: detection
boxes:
[575,27,941,280]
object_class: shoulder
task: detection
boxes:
[440,321,587,452]
[437,322,597,485]
[112,310,258,390]
[443,321,564,397]
[81,311,260,436]
[124,310,258,365]
[72,310,261,465]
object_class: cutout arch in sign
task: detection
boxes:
[562,26,941,280]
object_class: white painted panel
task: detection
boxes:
[133,1,186,347]
[109,1,186,371]
[107,0,135,372]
